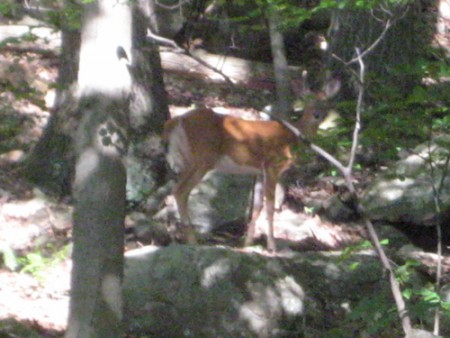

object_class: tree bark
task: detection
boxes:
[268,8,292,118]
[24,0,170,204]
[131,0,169,133]
[123,0,171,208]
[65,1,132,336]
[22,25,80,197]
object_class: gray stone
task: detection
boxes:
[362,136,450,226]
[123,245,389,337]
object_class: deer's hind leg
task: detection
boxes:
[172,164,210,244]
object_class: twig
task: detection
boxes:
[146,28,235,86]
[347,48,364,174]
[332,3,408,66]
[332,18,392,66]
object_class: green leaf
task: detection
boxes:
[419,288,441,304]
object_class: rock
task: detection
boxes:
[321,194,357,223]
[124,245,304,338]
[407,329,441,338]
[123,245,395,337]
[166,172,254,234]
[362,136,450,226]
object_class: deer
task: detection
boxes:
[163,79,341,252]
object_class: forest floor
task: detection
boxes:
[1,18,450,338]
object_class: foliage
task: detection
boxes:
[46,1,84,31]
[232,0,415,30]
[0,107,24,153]
[345,292,402,336]
[0,1,21,19]
[17,243,71,281]
[399,263,450,330]
[339,239,388,264]
[0,0,83,31]
[324,50,450,165]
[335,244,449,335]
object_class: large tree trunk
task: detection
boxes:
[65,1,132,336]
[124,0,171,207]
[23,0,171,206]
[268,7,292,118]
[131,0,169,133]
[22,25,80,197]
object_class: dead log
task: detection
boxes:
[160,47,303,91]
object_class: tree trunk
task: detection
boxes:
[24,0,171,205]
[267,8,292,118]
[124,0,171,207]
[131,0,169,133]
[22,25,80,197]
[65,1,132,336]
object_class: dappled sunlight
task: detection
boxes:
[252,208,357,250]
[239,276,304,335]
[275,276,304,315]
[201,258,231,288]
[74,147,99,187]
[77,1,132,96]
[102,273,123,320]
[375,178,415,201]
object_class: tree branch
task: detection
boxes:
[332,3,408,66]
[274,44,413,338]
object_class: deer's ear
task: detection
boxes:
[291,70,312,98]
[323,78,341,99]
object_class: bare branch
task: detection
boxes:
[347,48,364,172]
[332,3,409,66]
[282,46,414,336]
[147,28,185,51]
[341,18,392,65]
[155,0,190,10]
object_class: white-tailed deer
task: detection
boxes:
[163,79,340,251]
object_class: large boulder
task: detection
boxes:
[362,136,450,226]
[123,245,391,337]
[164,172,254,234]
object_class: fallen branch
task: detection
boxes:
[147,28,235,86]
[0,44,57,58]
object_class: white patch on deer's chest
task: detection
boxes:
[215,155,260,175]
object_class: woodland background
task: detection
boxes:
[0,0,449,337]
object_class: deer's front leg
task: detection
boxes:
[245,178,264,247]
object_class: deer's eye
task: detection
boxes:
[314,112,323,119]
